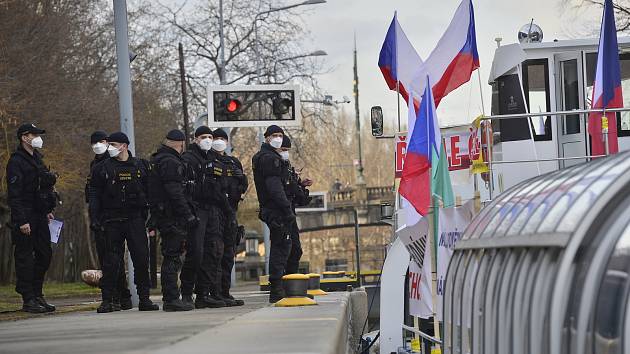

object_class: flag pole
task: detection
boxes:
[476,69,494,200]
[429,194,441,350]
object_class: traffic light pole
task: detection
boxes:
[113,0,139,307]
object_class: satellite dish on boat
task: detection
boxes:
[518,22,543,43]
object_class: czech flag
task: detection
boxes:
[399,76,454,216]
[378,12,424,104]
[588,0,623,155]
[410,0,479,107]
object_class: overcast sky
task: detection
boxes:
[300,0,602,129]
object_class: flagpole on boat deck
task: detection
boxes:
[477,70,494,200]
[429,195,442,351]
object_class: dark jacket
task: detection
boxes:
[252,143,292,215]
[283,160,311,211]
[148,145,194,220]
[85,153,108,204]
[88,153,149,220]
[216,152,248,212]
[183,144,230,214]
[6,145,55,225]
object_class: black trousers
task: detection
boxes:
[12,215,52,301]
[100,214,151,301]
[285,220,303,275]
[220,212,236,296]
[267,223,292,283]
[158,220,187,302]
[94,230,131,301]
[180,206,222,297]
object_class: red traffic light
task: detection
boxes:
[226,99,240,113]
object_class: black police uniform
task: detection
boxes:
[282,159,311,275]
[148,144,196,310]
[216,152,247,303]
[180,144,229,308]
[252,143,294,296]
[6,144,57,311]
[86,152,131,308]
[89,152,156,311]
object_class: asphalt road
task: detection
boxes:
[0,287,269,354]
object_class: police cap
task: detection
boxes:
[212,128,228,140]
[195,126,212,138]
[107,132,130,144]
[16,123,45,139]
[90,130,108,144]
[166,129,186,142]
[264,125,284,137]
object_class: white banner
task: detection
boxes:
[436,202,474,320]
[397,219,433,319]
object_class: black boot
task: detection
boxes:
[119,297,133,310]
[195,294,226,309]
[268,281,285,304]
[22,298,47,313]
[138,297,159,311]
[220,293,244,306]
[97,300,115,314]
[182,294,194,307]
[35,296,56,312]
[163,298,194,312]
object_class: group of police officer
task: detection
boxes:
[7,122,310,313]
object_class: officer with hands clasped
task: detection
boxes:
[252,125,296,303]
[180,126,226,309]
[6,123,58,313]
[86,131,132,311]
[211,128,246,306]
[148,129,197,312]
[89,132,158,313]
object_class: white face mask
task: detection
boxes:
[29,136,43,149]
[92,142,108,155]
[197,138,212,151]
[212,139,227,152]
[270,136,283,149]
[107,144,121,158]
[280,151,290,161]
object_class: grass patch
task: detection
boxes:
[0,282,100,301]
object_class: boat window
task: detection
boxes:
[496,74,531,142]
[522,59,552,141]
[585,52,630,137]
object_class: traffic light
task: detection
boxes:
[208,84,301,128]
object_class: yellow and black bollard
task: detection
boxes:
[306,273,328,297]
[274,274,317,307]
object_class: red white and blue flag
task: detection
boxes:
[378,12,424,104]
[411,0,479,107]
[589,0,623,155]
[399,77,453,216]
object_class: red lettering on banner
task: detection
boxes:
[450,135,461,167]
[409,271,421,300]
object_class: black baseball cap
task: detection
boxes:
[90,130,108,144]
[107,132,130,144]
[264,125,284,137]
[166,129,186,142]
[212,128,228,141]
[16,123,45,139]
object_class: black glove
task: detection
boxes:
[90,221,104,233]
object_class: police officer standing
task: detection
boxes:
[252,125,295,303]
[86,131,132,311]
[148,130,197,312]
[6,123,57,313]
[211,128,246,306]
[89,132,158,313]
[180,126,225,309]
[280,136,312,275]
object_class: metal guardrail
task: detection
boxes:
[401,324,442,344]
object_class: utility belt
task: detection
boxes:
[102,208,144,221]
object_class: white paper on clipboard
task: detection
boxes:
[49,219,63,244]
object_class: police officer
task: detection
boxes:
[89,132,158,313]
[252,125,295,303]
[280,136,312,275]
[211,128,246,306]
[148,130,197,311]
[86,131,132,311]
[6,123,57,313]
[180,126,225,309]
